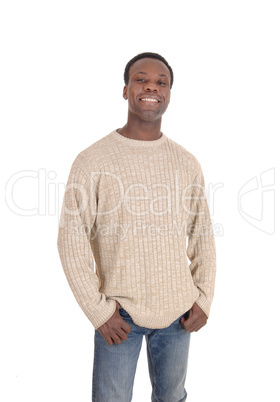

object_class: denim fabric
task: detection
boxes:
[92,308,191,402]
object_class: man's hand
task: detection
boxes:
[97,301,132,346]
[180,302,208,332]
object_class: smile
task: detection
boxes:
[139,98,160,103]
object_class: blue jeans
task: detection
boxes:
[92,307,191,402]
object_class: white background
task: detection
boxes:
[1,1,279,401]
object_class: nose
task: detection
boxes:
[143,83,158,92]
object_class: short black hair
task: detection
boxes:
[124,52,174,89]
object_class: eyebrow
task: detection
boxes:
[135,71,169,79]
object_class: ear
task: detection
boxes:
[123,85,128,100]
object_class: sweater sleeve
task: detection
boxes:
[186,166,217,318]
[57,156,116,329]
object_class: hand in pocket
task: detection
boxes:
[97,301,131,346]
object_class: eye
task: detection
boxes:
[137,78,145,82]
[159,81,167,86]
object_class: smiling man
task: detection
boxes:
[57,52,217,401]
[120,56,171,135]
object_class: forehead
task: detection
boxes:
[129,57,171,81]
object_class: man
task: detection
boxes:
[57,52,216,401]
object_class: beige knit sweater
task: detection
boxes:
[57,129,216,330]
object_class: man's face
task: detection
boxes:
[123,58,171,123]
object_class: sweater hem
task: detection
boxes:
[114,300,197,329]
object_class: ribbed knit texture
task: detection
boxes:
[57,129,216,329]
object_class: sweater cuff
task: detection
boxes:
[195,293,211,318]
[89,298,117,330]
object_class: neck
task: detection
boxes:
[118,115,162,141]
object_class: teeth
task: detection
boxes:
[141,98,158,102]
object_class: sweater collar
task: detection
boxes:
[111,129,168,147]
